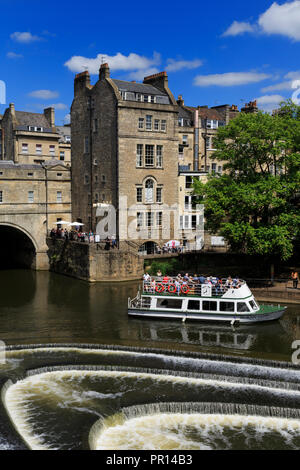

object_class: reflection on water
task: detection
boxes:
[0,270,298,360]
[0,270,299,450]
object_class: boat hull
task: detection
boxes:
[128,306,286,324]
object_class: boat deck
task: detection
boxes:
[142,277,245,298]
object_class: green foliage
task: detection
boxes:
[148,258,180,276]
[193,101,300,261]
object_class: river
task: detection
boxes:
[0,269,299,450]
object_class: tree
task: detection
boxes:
[193,102,300,268]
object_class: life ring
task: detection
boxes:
[155,283,165,293]
[181,285,190,294]
[168,284,177,294]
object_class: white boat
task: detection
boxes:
[128,277,287,324]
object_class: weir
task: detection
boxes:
[1,345,300,450]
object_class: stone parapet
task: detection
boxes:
[47,238,144,282]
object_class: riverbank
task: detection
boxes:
[252,286,300,305]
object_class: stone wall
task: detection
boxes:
[47,238,144,282]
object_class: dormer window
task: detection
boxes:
[28,126,43,132]
[136,94,155,103]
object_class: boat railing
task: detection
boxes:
[142,277,246,297]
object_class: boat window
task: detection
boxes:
[157,298,182,309]
[188,300,200,311]
[237,302,250,312]
[219,302,235,312]
[202,301,217,311]
[249,300,258,310]
[141,297,151,308]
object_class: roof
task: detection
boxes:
[0,159,69,170]
[178,106,193,120]
[15,111,51,128]
[56,125,71,142]
[198,108,224,120]
[0,160,43,170]
[112,79,168,96]
[56,125,71,136]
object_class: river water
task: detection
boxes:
[0,269,299,450]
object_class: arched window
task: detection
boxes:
[145,179,154,203]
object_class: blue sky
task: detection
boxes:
[0,0,300,124]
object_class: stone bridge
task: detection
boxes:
[0,216,49,270]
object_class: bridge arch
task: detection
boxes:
[138,240,161,255]
[0,222,38,269]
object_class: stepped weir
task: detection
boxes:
[1,344,300,450]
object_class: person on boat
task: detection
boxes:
[163,275,169,284]
[292,271,299,289]
[225,276,233,287]
[143,272,151,291]
[150,278,156,293]
[183,273,189,281]
[211,277,220,295]
[174,279,181,296]
[199,275,206,284]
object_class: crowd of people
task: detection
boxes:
[143,272,243,296]
[49,228,118,249]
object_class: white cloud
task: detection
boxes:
[261,81,294,92]
[64,52,161,75]
[255,94,285,112]
[256,94,285,105]
[261,70,300,92]
[127,67,161,81]
[258,1,300,41]
[194,72,271,87]
[51,103,68,110]
[165,58,202,72]
[222,21,256,37]
[28,90,59,99]
[32,102,68,111]
[10,31,41,43]
[64,114,71,125]
[6,51,23,59]
[224,1,300,41]
[285,70,300,80]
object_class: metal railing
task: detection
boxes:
[142,277,245,297]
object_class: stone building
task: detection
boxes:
[0,159,71,269]
[71,65,180,252]
[56,124,71,166]
[0,105,72,269]
[176,98,239,250]
[71,64,243,253]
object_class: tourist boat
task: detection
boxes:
[128,277,287,324]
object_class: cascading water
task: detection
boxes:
[0,344,300,450]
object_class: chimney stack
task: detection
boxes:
[44,107,55,127]
[143,71,168,91]
[99,63,110,81]
[9,103,16,117]
[177,95,184,106]
[74,71,91,94]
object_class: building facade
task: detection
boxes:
[71,64,243,253]
[0,105,72,269]
[0,159,71,269]
[71,65,181,250]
